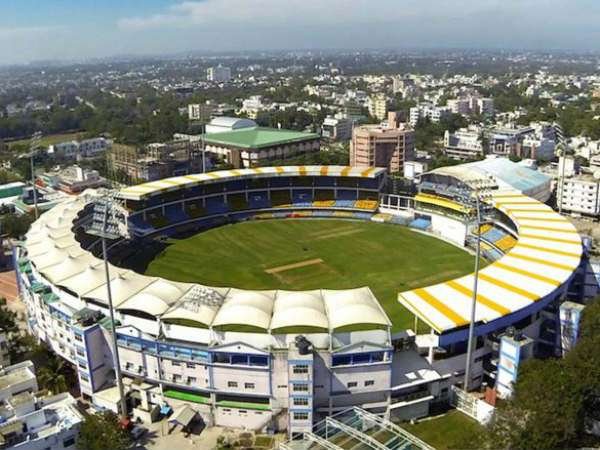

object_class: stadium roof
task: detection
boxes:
[202,126,319,149]
[398,190,582,334]
[424,157,551,201]
[119,165,386,201]
[24,193,390,333]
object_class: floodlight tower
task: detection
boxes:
[29,132,42,219]
[85,191,129,419]
[555,124,567,215]
[462,179,493,391]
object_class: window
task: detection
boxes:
[293,384,309,392]
[364,380,375,387]
[227,381,238,388]
[293,365,309,374]
[173,374,182,382]
[293,412,309,421]
[172,361,181,367]
[74,334,83,342]
[186,362,195,369]
[293,397,309,406]
[187,377,197,384]
[244,382,255,389]
[347,381,357,388]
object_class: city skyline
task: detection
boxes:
[2,0,600,65]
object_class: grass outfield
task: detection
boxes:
[144,219,475,332]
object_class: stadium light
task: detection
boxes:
[555,124,568,215]
[460,178,494,392]
[86,190,130,419]
[29,132,42,220]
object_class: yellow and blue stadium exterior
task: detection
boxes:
[16,164,584,434]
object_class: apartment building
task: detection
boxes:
[0,361,82,450]
[350,113,415,172]
[409,103,452,126]
[447,95,494,116]
[557,174,600,216]
[443,126,484,160]
[321,116,353,142]
[368,94,388,121]
[50,138,110,160]
[206,65,232,83]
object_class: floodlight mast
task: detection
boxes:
[89,193,128,420]
[29,132,42,220]
[462,180,491,391]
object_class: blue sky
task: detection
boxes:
[1,0,600,64]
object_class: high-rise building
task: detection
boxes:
[368,94,388,121]
[207,65,232,83]
[409,103,452,126]
[321,116,353,142]
[350,113,415,172]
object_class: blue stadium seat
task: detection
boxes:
[248,192,271,209]
[334,200,355,208]
[336,190,357,201]
[164,204,189,223]
[292,190,312,205]
[205,196,229,214]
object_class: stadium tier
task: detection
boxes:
[16,165,583,435]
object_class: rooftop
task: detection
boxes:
[202,126,319,149]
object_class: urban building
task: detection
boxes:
[321,116,353,142]
[368,94,388,121]
[557,174,600,217]
[38,166,107,194]
[487,124,556,160]
[409,103,452,126]
[350,113,415,172]
[206,65,232,83]
[403,159,430,180]
[188,103,214,122]
[443,126,484,160]
[49,138,111,160]
[0,330,9,367]
[202,127,321,168]
[0,361,82,449]
[108,140,203,182]
[447,95,494,117]
[240,95,264,119]
[204,117,257,134]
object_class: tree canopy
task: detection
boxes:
[77,411,131,450]
[484,298,600,449]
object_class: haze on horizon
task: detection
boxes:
[1,0,600,65]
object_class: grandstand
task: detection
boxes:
[16,164,583,437]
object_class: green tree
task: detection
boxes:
[77,411,131,450]
[484,298,600,449]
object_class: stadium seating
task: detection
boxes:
[185,203,206,219]
[205,197,229,215]
[147,212,169,229]
[312,200,336,208]
[314,189,335,201]
[354,200,378,210]
[271,190,292,207]
[164,204,189,223]
[334,200,355,208]
[495,234,517,252]
[228,194,248,212]
[337,190,358,201]
[409,218,431,230]
[292,190,312,206]
[248,192,271,209]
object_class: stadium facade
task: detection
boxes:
[16,163,584,436]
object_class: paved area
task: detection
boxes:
[133,420,224,450]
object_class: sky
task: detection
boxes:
[1,0,600,64]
